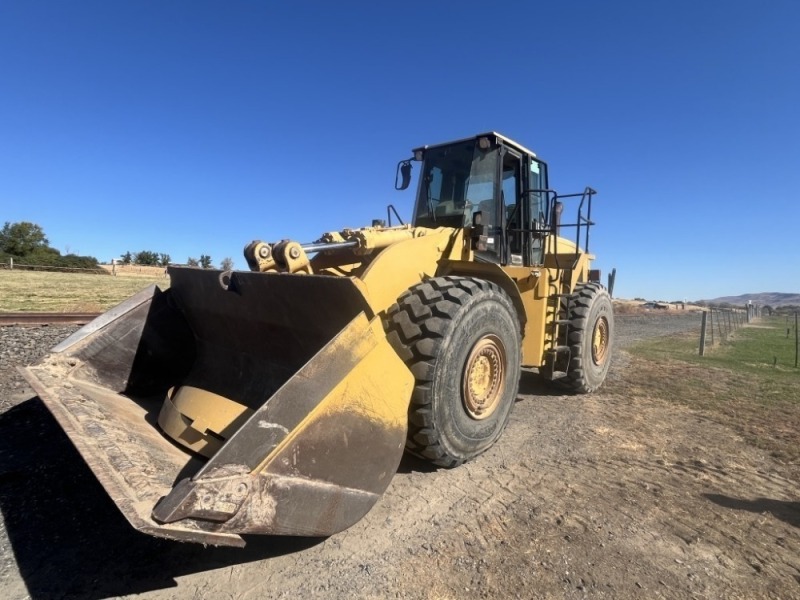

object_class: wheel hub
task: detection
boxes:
[592,316,610,365]
[462,335,506,420]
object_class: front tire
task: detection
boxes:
[385,277,521,467]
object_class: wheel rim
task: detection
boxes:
[462,334,506,420]
[592,316,610,365]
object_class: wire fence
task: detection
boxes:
[699,306,798,368]
[698,306,757,356]
[0,260,167,277]
[0,260,107,274]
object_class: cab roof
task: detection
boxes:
[412,132,537,158]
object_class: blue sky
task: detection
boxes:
[1,1,798,301]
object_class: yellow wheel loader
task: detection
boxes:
[21,132,614,547]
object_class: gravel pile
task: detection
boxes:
[0,325,79,411]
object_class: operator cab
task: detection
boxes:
[401,132,550,267]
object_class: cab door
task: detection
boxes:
[466,144,503,264]
[497,148,549,267]
[524,156,549,266]
[501,148,525,265]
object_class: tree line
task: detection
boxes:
[121,251,234,270]
[1,220,236,272]
[121,250,171,267]
[0,221,101,271]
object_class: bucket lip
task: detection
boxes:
[19,363,247,547]
[52,285,160,353]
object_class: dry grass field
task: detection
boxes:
[629,318,800,466]
[0,268,169,312]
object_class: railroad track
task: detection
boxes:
[0,312,101,326]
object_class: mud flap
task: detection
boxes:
[21,268,414,546]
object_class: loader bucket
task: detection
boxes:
[20,267,414,547]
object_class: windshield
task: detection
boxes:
[412,141,498,229]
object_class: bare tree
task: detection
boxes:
[220,257,234,271]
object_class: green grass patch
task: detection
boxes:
[0,269,170,311]
[716,316,798,371]
[625,316,799,468]
[635,316,799,373]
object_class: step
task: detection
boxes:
[546,345,571,354]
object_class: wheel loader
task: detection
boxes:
[21,132,614,547]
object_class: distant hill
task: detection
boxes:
[703,292,800,307]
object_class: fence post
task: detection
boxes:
[710,309,715,346]
[795,311,798,369]
[607,268,616,297]
[9,257,12,270]
[699,311,707,356]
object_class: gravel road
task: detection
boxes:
[2,311,798,600]
[613,312,704,348]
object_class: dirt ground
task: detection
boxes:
[0,314,798,599]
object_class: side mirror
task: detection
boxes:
[395,160,412,190]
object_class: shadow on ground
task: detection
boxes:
[0,398,324,600]
[518,369,569,397]
[396,452,438,474]
[705,493,800,528]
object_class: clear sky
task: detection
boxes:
[1,1,798,301]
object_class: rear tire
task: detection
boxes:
[385,276,521,467]
[562,282,614,393]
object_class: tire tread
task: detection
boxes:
[385,276,513,467]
